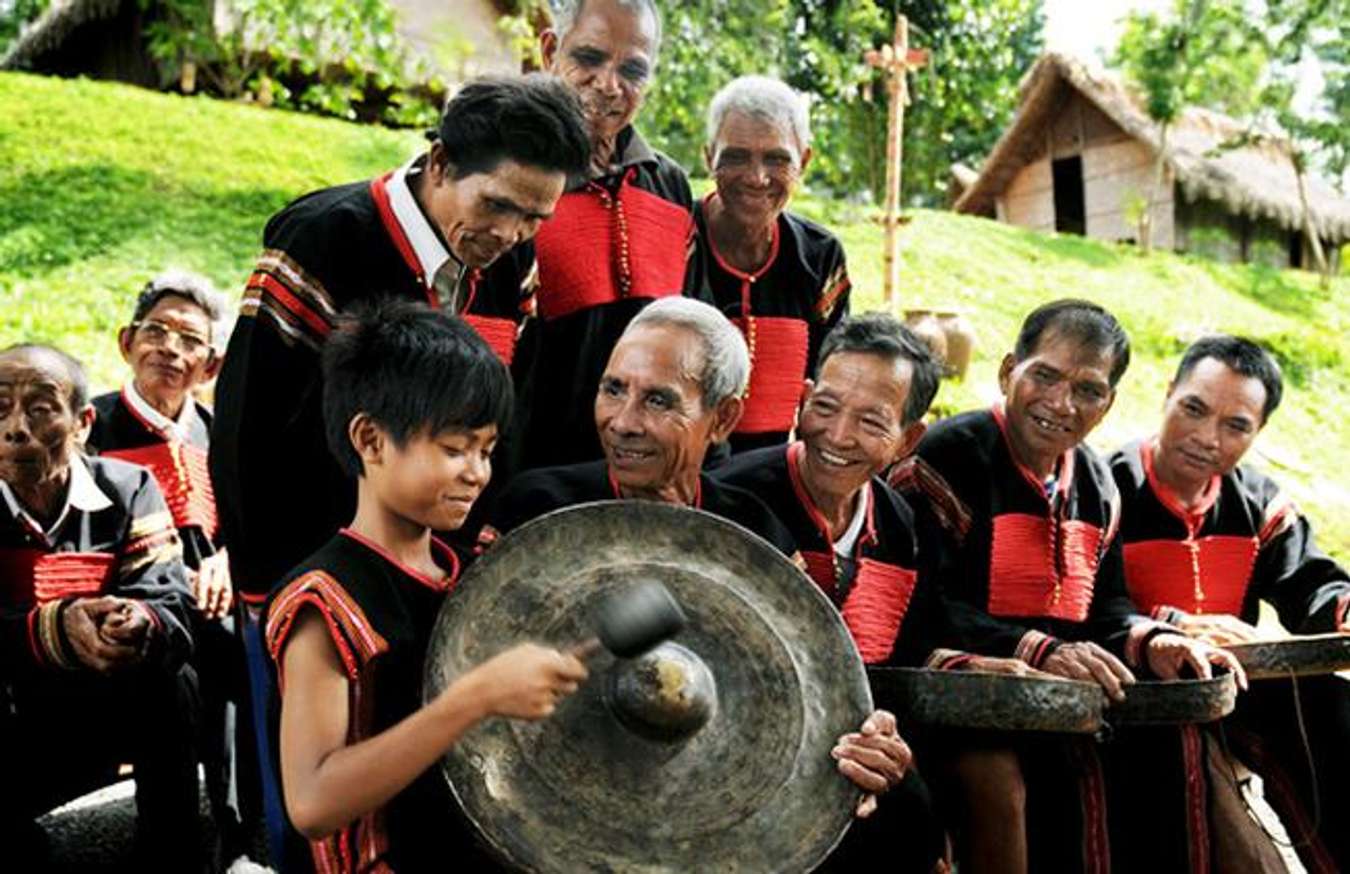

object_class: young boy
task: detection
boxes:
[265,300,587,873]
[0,343,200,867]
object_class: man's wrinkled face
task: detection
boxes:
[1157,357,1265,489]
[595,323,721,496]
[544,0,657,144]
[999,330,1117,473]
[120,294,216,410]
[0,349,91,494]
[706,111,809,228]
[425,156,567,269]
[797,352,911,503]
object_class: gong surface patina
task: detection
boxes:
[869,667,1107,734]
[1106,673,1238,726]
[424,501,872,873]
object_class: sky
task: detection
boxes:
[1043,0,1173,60]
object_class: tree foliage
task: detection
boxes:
[597,0,1043,205]
[0,0,51,58]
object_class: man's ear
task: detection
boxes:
[709,395,745,443]
[894,420,927,463]
[74,404,96,446]
[540,29,560,70]
[202,352,224,382]
[117,327,135,364]
[703,143,715,175]
[798,145,813,177]
[348,414,386,468]
[997,354,1015,396]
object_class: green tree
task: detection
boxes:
[1114,0,1262,251]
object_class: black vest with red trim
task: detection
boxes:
[490,459,798,558]
[897,407,1143,659]
[1110,440,1350,632]
[264,529,479,874]
[514,129,699,472]
[691,202,851,453]
[0,456,195,679]
[713,443,942,666]
[89,390,219,571]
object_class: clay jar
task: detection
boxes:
[902,309,948,369]
[935,310,976,380]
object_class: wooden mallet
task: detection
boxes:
[571,580,686,660]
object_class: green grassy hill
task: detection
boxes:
[3,71,1348,558]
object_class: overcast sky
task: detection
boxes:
[1043,0,1173,60]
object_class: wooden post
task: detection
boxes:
[865,16,928,309]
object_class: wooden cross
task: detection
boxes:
[864,15,928,308]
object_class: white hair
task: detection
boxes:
[706,75,811,153]
[138,269,233,351]
[551,0,662,60]
[626,298,749,407]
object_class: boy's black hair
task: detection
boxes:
[1173,334,1283,423]
[1014,299,1132,387]
[0,343,90,411]
[437,74,590,181]
[817,313,942,426]
[321,299,514,478]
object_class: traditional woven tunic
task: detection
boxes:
[895,407,1209,874]
[1112,439,1350,873]
[211,156,531,599]
[691,201,851,453]
[713,442,942,665]
[264,529,498,874]
[512,129,700,472]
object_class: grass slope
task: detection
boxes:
[3,71,1348,558]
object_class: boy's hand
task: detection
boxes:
[474,643,589,720]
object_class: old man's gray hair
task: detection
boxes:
[133,269,232,351]
[550,0,662,59]
[707,75,811,153]
[626,297,750,407]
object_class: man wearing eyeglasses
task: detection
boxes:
[86,271,251,868]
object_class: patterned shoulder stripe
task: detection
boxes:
[129,510,175,541]
[266,571,388,680]
[245,270,334,342]
[813,263,850,320]
[120,510,183,577]
[255,249,337,317]
[1258,491,1298,546]
[890,456,972,541]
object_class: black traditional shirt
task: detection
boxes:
[264,528,473,874]
[513,128,701,472]
[894,407,1167,669]
[691,200,851,453]
[89,386,219,571]
[0,455,194,679]
[713,442,950,665]
[490,459,797,558]
[1110,439,1350,632]
[210,156,531,598]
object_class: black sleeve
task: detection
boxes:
[113,468,196,669]
[808,236,850,375]
[208,230,351,598]
[1252,505,1350,634]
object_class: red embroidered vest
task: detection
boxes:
[736,316,808,435]
[1123,537,1257,615]
[989,515,1104,622]
[102,442,218,539]
[534,179,691,320]
[0,548,116,608]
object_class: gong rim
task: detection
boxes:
[869,667,1107,734]
[1226,633,1350,680]
[1106,673,1238,726]
[424,501,873,873]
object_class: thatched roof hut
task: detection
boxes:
[955,52,1350,268]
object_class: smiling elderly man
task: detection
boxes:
[1110,335,1350,872]
[691,75,850,453]
[491,298,918,854]
[895,299,1246,874]
[514,0,706,472]
[0,344,199,869]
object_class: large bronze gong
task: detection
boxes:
[424,501,873,873]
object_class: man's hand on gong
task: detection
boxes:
[832,708,912,818]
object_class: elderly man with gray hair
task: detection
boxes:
[490,299,917,865]
[692,75,852,455]
[514,0,706,474]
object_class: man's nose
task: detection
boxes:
[608,396,644,435]
[2,411,31,444]
[1043,381,1074,414]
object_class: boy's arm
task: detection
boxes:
[279,609,586,839]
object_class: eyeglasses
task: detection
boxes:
[131,320,213,357]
